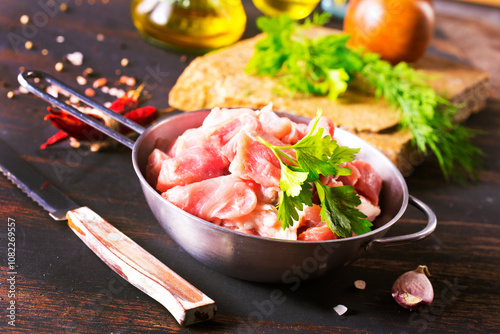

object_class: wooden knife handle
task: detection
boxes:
[66,207,216,326]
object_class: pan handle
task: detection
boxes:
[365,195,437,250]
[17,70,144,150]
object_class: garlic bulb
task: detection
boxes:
[392,265,434,310]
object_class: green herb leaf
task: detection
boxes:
[258,110,369,236]
[316,183,372,237]
[280,164,308,197]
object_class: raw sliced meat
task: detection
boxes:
[281,122,308,145]
[208,112,262,149]
[307,115,335,138]
[252,183,279,204]
[163,175,257,221]
[228,131,282,188]
[257,105,293,141]
[157,146,229,192]
[298,205,323,229]
[350,160,383,205]
[167,127,201,157]
[297,205,339,241]
[221,204,298,240]
[257,104,310,145]
[169,107,262,157]
[146,148,169,187]
[357,195,381,222]
[202,107,256,128]
[148,105,383,241]
[298,225,339,241]
[319,174,343,187]
[337,161,361,187]
[296,195,380,241]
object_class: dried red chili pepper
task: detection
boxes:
[44,107,107,142]
[41,84,157,149]
[40,130,69,149]
[120,106,157,133]
[108,84,145,114]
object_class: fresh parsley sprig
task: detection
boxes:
[257,110,372,237]
[246,14,484,182]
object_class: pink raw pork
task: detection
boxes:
[219,204,298,240]
[256,104,308,144]
[147,104,383,241]
[297,205,339,241]
[163,175,257,221]
[169,107,262,157]
[228,131,282,188]
[156,146,229,192]
[146,148,169,187]
[339,160,382,205]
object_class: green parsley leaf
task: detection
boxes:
[277,182,313,230]
[280,164,308,197]
[257,110,370,236]
[316,183,372,237]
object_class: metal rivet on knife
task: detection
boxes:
[108,232,121,241]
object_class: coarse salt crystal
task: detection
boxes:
[109,87,119,96]
[18,86,29,94]
[333,304,348,316]
[66,51,84,66]
[76,76,87,85]
[115,89,126,98]
[20,15,30,25]
[46,85,60,98]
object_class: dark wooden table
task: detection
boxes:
[1,1,499,333]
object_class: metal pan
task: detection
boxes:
[19,70,437,283]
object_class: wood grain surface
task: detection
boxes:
[0,0,499,333]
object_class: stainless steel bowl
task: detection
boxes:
[20,71,437,283]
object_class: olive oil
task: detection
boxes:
[131,0,246,53]
[252,0,320,20]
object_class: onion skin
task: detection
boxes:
[392,265,434,310]
[343,0,436,64]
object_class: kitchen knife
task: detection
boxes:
[0,137,216,326]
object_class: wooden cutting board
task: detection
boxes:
[168,26,490,176]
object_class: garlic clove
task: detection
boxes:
[392,265,434,311]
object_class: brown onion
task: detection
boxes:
[343,0,436,64]
[392,265,434,310]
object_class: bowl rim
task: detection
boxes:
[132,109,409,245]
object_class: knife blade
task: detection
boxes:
[0,138,79,220]
[0,138,216,326]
